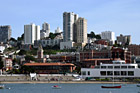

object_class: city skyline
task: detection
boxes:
[0,0,140,44]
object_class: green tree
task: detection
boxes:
[25,55,37,62]
[20,65,34,74]
[95,35,101,39]
[49,33,56,39]
[10,37,17,42]
[17,33,24,41]
[18,50,27,55]
[13,58,20,65]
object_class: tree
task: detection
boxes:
[13,58,20,65]
[87,31,101,39]
[49,33,56,39]
[17,33,24,41]
[20,65,34,74]
[18,50,27,55]
[95,35,101,39]
[10,37,17,42]
[25,55,37,62]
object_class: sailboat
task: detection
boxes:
[101,65,121,89]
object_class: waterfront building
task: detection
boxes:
[101,31,115,44]
[24,63,75,74]
[63,12,78,42]
[0,25,11,43]
[81,60,140,79]
[24,23,40,44]
[117,34,131,45]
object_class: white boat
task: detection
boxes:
[0,85,4,89]
[137,85,140,87]
[72,78,81,81]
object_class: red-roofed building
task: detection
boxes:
[24,63,75,74]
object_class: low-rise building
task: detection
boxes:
[3,58,12,71]
[128,44,140,56]
[117,34,131,45]
[81,60,139,79]
[34,39,63,48]
[0,44,5,53]
[24,63,75,74]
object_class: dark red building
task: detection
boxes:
[24,63,75,74]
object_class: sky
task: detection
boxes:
[0,0,140,44]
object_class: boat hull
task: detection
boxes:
[0,85,4,89]
[101,85,121,88]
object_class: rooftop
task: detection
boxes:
[24,62,75,66]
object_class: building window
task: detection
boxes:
[82,71,86,75]
[108,66,113,69]
[128,66,135,69]
[121,66,127,69]
[88,71,90,75]
[100,71,106,76]
[128,71,134,76]
[121,71,127,76]
[107,71,113,76]
[114,71,120,75]
[114,66,120,69]
[101,66,106,69]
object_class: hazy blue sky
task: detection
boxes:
[0,0,140,44]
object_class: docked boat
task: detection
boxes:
[101,85,121,88]
[0,85,4,89]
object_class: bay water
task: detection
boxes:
[0,83,139,93]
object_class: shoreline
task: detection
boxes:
[0,81,137,84]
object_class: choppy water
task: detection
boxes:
[0,83,139,93]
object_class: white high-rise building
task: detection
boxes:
[55,27,62,33]
[63,12,78,42]
[101,31,115,44]
[24,23,40,44]
[42,22,50,31]
[76,17,87,43]
[40,22,50,39]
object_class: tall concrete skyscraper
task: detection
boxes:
[0,25,11,43]
[76,17,87,43]
[40,22,50,39]
[42,22,50,31]
[24,23,40,44]
[63,12,78,42]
